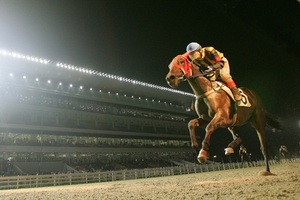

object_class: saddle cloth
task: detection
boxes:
[216,82,251,107]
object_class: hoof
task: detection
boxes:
[197,149,209,163]
[258,171,276,176]
[197,156,207,163]
[224,147,234,155]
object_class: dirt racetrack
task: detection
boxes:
[0,161,299,200]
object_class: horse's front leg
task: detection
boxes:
[198,115,226,163]
[188,118,208,154]
[198,128,213,163]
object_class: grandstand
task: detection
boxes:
[0,49,198,175]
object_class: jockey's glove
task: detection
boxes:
[204,66,214,74]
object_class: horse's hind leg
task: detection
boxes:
[251,111,273,175]
[225,127,242,155]
[254,128,271,174]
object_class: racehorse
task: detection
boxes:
[165,54,281,175]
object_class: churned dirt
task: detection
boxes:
[0,161,299,200]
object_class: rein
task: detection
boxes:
[186,70,212,80]
[185,70,223,99]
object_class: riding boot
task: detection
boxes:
[230,86,242,109]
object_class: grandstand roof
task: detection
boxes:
[0,49,195,108]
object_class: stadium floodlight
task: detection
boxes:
[59,82,62,86]
[35,78,39,81]
[0,50,8,55]
[12,52,20,58]
[90,88,93,91]
[69,84,73,87]
[40,59,49,64]
[0,48,196,97]
[23,75,26,79]
[47,80,51,84]
[80,86,83,89]
[0,49,49,64]
[9,73,13,77]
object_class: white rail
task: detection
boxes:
[0,158,298,190]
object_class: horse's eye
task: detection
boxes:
[177,58,185,66]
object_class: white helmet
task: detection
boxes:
[186,42,202,52]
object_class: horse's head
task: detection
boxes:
[165,54,192,88]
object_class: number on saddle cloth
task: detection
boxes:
[215,82,252,107]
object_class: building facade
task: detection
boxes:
[0,49,197,174]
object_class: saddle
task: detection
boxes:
[215,82,251,107]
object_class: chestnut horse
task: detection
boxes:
[165,54,281,174]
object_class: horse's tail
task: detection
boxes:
[265,113,282,132]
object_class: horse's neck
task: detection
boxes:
[188,76,215,96]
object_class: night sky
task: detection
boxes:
[0,0,299,124]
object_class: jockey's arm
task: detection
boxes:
[210,61,224,70]
[209,48,222,62]
[206,47,225,70]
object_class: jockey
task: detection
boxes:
[185,42,242,103]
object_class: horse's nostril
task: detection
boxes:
[169,75,175,80]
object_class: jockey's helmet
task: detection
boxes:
[186,42,202,52]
